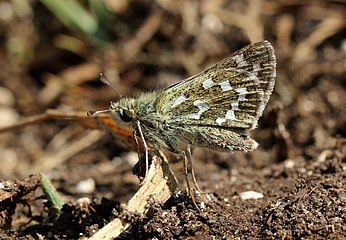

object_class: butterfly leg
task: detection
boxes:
[182,150,199,208]
[136,120,149,180]
[182,146,202,210]
[186,145,203,194]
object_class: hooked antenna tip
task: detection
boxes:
[87,111,96,116]
[99,73,110,86]
[98,73,121,98]
[87,109,111,116]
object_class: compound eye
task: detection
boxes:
[119,110,133,123]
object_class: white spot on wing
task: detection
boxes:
[216,103,238,125]
[202,78,215,89]
[225,108,237,120]
[216,118,226,125]
[187,100,209,119]
[253,63,261,72]
[249,75,259,84]
[219,80,233,92]
[250,63,261,77]
[236,87,248,101]
[216,108,237,125]
[233,53,247,67]
[171,95,187,108]
[233,54,243,63]
[216,87,248,125]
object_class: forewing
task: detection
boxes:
[156,40,276,130]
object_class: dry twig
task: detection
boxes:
[88,154,178,240]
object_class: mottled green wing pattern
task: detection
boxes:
[156,40,276,130]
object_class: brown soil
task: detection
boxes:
[0,1,345,239]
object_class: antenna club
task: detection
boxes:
[87,109,111,116]
[98,73,121,98]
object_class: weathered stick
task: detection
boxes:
[88,154,178,240]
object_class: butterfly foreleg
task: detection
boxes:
[136,120,150,182]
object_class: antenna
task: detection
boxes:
[88,73,120,117]
[99,73,121,98]
[87,109,111,116]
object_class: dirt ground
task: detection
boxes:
[0,1,345,239]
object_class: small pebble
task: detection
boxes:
[239,191,264,200]
[76,178,95,194]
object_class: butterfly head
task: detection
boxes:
[110,98,136,125]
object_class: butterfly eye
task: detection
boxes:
[119,110,133,123]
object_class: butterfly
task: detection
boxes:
[93,40,276,197]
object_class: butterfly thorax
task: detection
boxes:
[136,91,183,151]
[109,91,175,150]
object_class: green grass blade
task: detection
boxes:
[40,173,64,211]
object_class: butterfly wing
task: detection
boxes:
[156,40,276,130]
